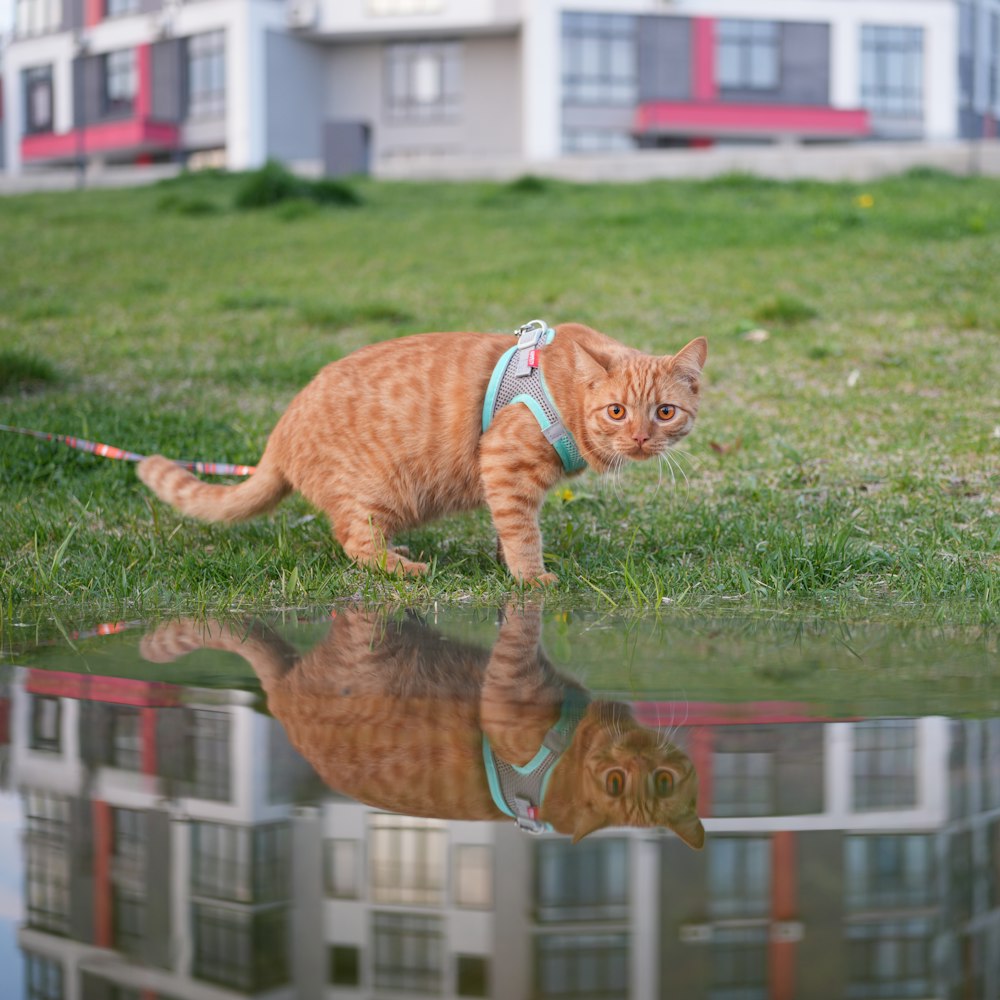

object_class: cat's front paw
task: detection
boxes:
[526,571,560,588]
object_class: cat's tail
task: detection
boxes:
[138,453,291,523]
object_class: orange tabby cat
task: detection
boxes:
[141,605,705,847]
[138,322,706,583]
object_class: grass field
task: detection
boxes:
[1,166,998,638]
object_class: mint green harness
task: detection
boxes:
[481,320,588,474]
[482,687,590,834]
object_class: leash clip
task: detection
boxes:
[514,319,548,377]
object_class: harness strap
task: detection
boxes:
[481,321,588,474]
[483,687,590,834]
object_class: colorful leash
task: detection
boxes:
[0,423,256,476]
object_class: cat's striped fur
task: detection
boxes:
[138,323,707,583]
[141,605,704,847]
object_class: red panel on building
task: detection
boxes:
[26,669,181,707]
[21,44,179,164]
[636,101,870,139]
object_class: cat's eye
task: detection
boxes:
[657,404,677,421]
[606,769,626,796]
[653,770,674,797]
[607,404,626,421]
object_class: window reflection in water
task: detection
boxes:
[5,614,1000,1000]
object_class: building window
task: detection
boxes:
[852,719,917,811]
[386,42,460,119]
[847,918,934,999]
[370,815,446,905]
[710,926,769,1000]
[373,912,443,993]
[536,933,628,998]
[325,838,360,898]
[25,790,70,837]
[23,67,55,135]
[103,49,137,118]
[717,20,780,91]
[562,128,635,153]
[454,845,493,908]
[193,904,289,991]
[25,953,63,1000]
[713,752,774,817]
[26,842,70,934]
[188,31,226,120]
[536,838,628,922]
[990,13,1000,108]
[329,944,361,986]
[192,822,290,905]
[190,709,231,801]
[958,3,975,108]
[112,808,147,866]
[845,835,934,911]
[708,837,770,919]
[107,706,142,770]
[860,25,923,119]
[105,0,138,17]
[29,695,61,752]
[456,954,489,998]
[15,0,62,37]
[561,11,637,105]
[113,885,146,955]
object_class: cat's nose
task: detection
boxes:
[633,433,649,448]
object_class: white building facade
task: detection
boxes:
[2,0,999,176]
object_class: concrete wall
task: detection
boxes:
[372,138,1000,182]
[325,32,521,165]
[265,30,327,163]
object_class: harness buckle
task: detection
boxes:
[513,796,546,834]
[515,319,548,350]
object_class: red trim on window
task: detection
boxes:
[21,119,179,161]
[635,100,870,137]
[93,800,113,948]
[26,669,181,706]
[687,728,713,814]
[692,18,717,102]
[85,0,103,28]
[141,707,158,775]
[136,43,152,119]
[770,831,797,1000]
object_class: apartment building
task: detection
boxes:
[9,655,1000,999]
[3,0,999,176]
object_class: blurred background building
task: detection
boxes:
[6,663,1000,999]
[1,0,999,178]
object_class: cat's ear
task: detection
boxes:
[574,342,614,384]
[571,807,610,844]
[670,811,706,851]
[668,337,708,384]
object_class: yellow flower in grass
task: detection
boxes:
[856,193,875,209]
[556,487,575,503]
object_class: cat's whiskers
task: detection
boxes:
[663,450,690,488]
[669,446,702,470]
[601,453,626,501]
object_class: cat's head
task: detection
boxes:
[574,337,707,466]
[542,701,705,849]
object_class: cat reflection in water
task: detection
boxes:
[142,605,704,847]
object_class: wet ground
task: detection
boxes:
[0,606,997,1000]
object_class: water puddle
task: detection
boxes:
[0,606,997,998]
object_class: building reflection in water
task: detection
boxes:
[3,613,999,1000]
